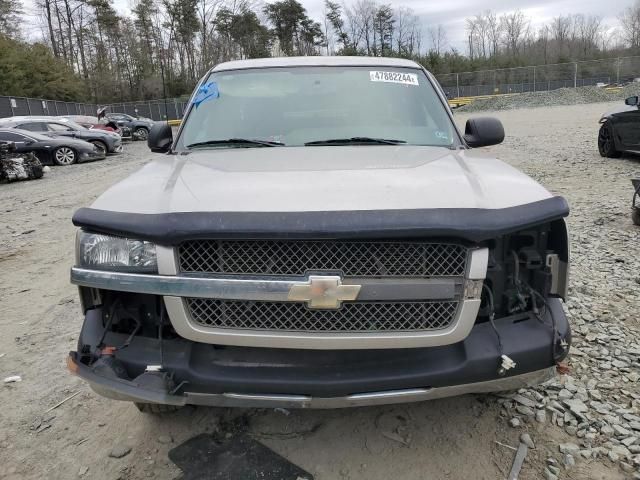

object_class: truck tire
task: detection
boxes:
[134,402,181,414]
[632,208,640,226]
[598,123,622,158]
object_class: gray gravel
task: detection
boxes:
[458,84,640,112]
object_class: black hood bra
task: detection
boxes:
[73,196,569,244]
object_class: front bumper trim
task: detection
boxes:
[68,352,555,409]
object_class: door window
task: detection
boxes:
[47,123,74,132]
[19,122,47,132]
[0,131,28,142]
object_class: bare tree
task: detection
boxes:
[619,1,640,49]
[466,17,477,59]
[551,15,572,56]
[428,24,447,56]
[486,10,501,58]
[500,10,528,58]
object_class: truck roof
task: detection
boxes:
[211,56,423,73]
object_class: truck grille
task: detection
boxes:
[178,240,468,277]
[186,298,459,332]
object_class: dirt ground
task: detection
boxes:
[0,102,638,479]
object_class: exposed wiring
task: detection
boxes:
[509,250,528,312]
[510,250,520,281]
[118,317,141,350]
[517,270,565,361]
[508,249,566,361]
[159,305,165,368]
[96,298,120,350]
[483,284,503,355]
[483,283,517,375]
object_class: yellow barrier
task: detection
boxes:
[167,119,182,127]
[448,93,518,108]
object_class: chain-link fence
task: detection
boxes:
[0,96,99,119]
[0,96,188,121]
[5,55,640,119]
[103,99,189,121]
[435,56,640,98]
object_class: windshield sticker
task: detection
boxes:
[369,71,419,86]
[193,82,219,108]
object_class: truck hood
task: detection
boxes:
[90,146,553,214]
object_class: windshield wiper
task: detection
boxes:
[186,138,284,148]
[304,137,406,146]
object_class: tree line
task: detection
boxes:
[3,0,640,102]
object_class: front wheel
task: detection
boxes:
[598,123,622,158]
[632,208,640,226]
[53,146,77,166]
[90,140,108,154]
[134,127,148,141]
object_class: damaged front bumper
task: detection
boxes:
[80,151,107,163]
[68,298,570,409]
[68,353,556,409]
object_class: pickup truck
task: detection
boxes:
[68,57,571,413]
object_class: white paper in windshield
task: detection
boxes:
[369,71,419,86]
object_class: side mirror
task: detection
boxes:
[148,122,173,153]
[464,117,505,148]
[625,96,639,106]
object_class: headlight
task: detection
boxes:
[76,231,157,272]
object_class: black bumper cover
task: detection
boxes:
[70,298,570,403]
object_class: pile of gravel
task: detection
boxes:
[457,84,640,112]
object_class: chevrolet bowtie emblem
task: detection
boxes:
[288,275,361,309]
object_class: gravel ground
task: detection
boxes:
[0,102,639,480]
[459,84,640,112]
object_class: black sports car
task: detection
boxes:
[598,96,640,157]
[0,117,123,154]
[0,129,106,166]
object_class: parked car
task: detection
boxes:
[61,115,133,140]
[598,96,640,157]
[104,113,155,140]
[0,129,105,165]
[68,57,571,413]
[0,117,122,154]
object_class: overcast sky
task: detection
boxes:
[106,0,635,52]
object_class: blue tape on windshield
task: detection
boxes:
[193,82,219,108]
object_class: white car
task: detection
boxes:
[68,56,571,413]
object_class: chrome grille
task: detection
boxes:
[186,298,459,332]
[178,240,468,277]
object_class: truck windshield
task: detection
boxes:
[176,66,458,149]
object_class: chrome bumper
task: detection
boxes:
[183,368,555,408]
[71,247,488,350]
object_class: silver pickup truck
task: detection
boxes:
[68,57,571,413]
